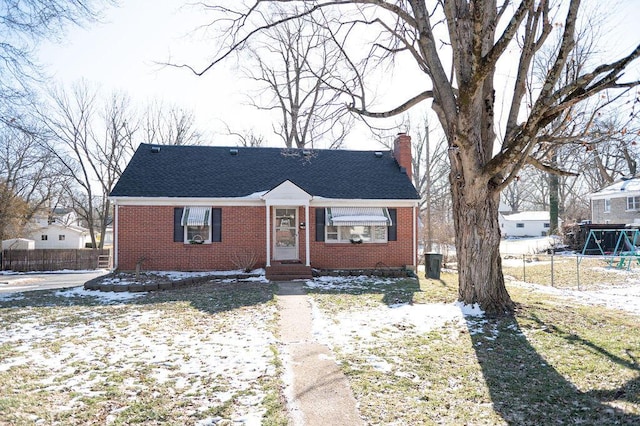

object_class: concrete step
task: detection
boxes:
[266,263,313,281]
[267,274,313,281]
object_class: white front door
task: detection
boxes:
[274,207,298,261]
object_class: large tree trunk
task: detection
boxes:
[450,168,514,316]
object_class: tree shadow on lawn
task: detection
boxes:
[468,313,640,425]
[0,280,278,316]
[303,276,422,306]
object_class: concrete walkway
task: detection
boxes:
[276,282,365,426]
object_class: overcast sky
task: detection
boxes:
[37,0,640,150]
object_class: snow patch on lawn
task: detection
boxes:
[54,286,145,302]
[510,280,640,315]
[0,297,277,424]
[309,277,486,356]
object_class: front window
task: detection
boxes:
[326,225,387,243]
[186,225,210,243]
[604,198,611,213]
[516,223,525,228]
[41,235,48,241]
[181,207,212,244]
[627,196,640,211]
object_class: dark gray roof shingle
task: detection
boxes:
[110,144,419,200]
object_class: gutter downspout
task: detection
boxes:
[266,206,271,267]
[305,204,310,267]
[413,204,417,268]
[113,201,118,269]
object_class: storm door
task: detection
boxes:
[273,207,298,261]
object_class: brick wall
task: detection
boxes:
[116,205,267,271]
[116,205,415,271]
[393,133,413,181]
[309,207,415,269]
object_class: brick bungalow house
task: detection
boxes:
[110,134,420,279]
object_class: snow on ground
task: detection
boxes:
[100,269,268,286]
[1,269,638,423]
[0,269,109,275]
[54,285,146,302]
[0,278,276,425]
[510,279,640,316]
[311,299,485,350]
[308,276,485,354]
[500,236,560,255]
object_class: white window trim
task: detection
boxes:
[325,224,388,243]
[182,207,212,244]
[627,196,640,211]
[603,198,611,213]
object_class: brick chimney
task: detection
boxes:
[393,133,412,181]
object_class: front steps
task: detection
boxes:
[266,261,313,281]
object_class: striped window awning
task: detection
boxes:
[181,207,210,226]
[327,207,392,227]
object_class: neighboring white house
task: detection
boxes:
[499,211,560,238]
[23,209,90,249]
[26,223,90,249]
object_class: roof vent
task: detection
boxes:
[230,148,239,155]
[374,151,383,158]
[151,146,161,154]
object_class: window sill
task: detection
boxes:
[325,241,388,245]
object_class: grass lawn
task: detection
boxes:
[0,281,288,426]
[307,271,640,425]
[0,262,638,425]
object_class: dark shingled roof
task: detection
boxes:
[110,144,419,200]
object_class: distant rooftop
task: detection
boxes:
[590,177,640,200]
[501,211,551,221]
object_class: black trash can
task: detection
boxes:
[424,253,443,279]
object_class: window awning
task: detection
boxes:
[181,207,210,227]
[327,207,392,227]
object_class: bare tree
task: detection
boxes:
[141,100,203,147]
[223,124,265,147]
[41,82,135,249]
[0,0,110,125]
[182,1,640,315]
[581,116,640,191]
[0,123,66,240]
[404,117,451,252]
[243,11,353,148]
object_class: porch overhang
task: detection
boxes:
[262,180,312,268]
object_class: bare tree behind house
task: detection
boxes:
[141,100,203,148]
[0,0,111,125]
[181,1,640,315]
[581,116,640,192]
[41,82,136,249]
[0,122,67,240]
[224,124,265,147]
[243,11,352,149]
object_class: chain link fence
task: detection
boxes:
[500,253,640,290]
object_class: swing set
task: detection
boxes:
[581,227,640,269]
